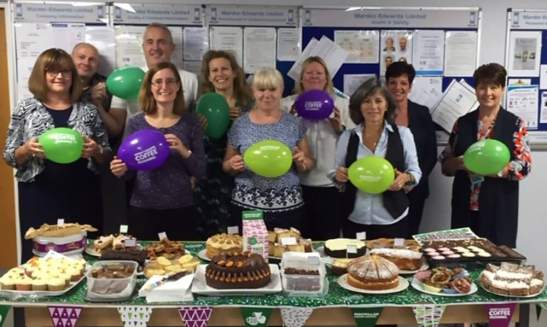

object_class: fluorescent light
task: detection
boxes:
[345,7,362,12]
[114,3,136,14]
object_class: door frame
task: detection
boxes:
[1,2,21,264]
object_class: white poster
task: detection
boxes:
[210,26,243,66]
[85,26,116,76]
[506,85,539,129]
[183,27,209,61]
[408,76,443,111]
[277,28,299,61]
[334,30,379,64]
[508,31,542,77]
[343,74,376,96]
[380,30,413,69]
[541,92,547,124]
[114,25,146,68]
[15,23,85,100]
[244,27,276,73]
[444,31,477,76]
[287,36,347,81]
[539,65,547,90]
[413,30,445,75]
[431,79,478,132]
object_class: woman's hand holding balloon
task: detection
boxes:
[442,155,467,176]
[389,170,409,191]
[110,156,127,177]
[165,133,191,159]
[335,166,348,183]
[227,154,245,173]
[329,107,343,133]
[293,146,309,171]
[196,113,208,131]
[82,136,102,159]
[23,137,45,159]
[229,106,241,120]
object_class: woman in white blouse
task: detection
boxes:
[281,56,354,240]
[335,78,421,239]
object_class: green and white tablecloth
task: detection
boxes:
[0,241,546,308]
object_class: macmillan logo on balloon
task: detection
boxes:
[304,101,323,111]
[134,146,159,164]
[51,134,77,144]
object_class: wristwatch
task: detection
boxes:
[405,172,416,186]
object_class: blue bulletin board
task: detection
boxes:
[505,9,547,145]
[299,7,481,106]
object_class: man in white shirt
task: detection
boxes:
[110,23,199,132]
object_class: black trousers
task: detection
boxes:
[302,185,341,240]
[406,190,427,237]
[342,216,410,240]
[128,205,200,241]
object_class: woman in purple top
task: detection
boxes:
[110,62,206,240]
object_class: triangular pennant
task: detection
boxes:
[485,303,516,327]
[178,307,212,327]
[241,307,272,327]
[0,305,11,327]
[280,307,314,327]
[413,305,446,327]
[352,307,383,327]
[48,306,83,327]
[117,306,153,327]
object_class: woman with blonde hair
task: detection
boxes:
[110,62,205,240]
[223,67,314,231]
[3,48,109,260]
[281,56,354,239]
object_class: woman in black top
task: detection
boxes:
[3,48,110,260]
[386,62,438,237]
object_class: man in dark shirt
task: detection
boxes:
[72,42,125,139]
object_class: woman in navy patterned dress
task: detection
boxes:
[223,68,315,231]
[194,50,253,236]
[3,48,110,261]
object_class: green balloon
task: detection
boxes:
[463,139,510,175]
[243,140,292,178]
[348,156,395,194]
[106,66,145,100]
[196,93,230,139]
[38,128,84,164]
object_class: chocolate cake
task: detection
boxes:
[324,238,366,258]
[205,252,271,289]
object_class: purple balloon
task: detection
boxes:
[118,129,170,171]
[294,90,334,120]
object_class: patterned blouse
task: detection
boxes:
[439,117,531,210]
[3,97,110,182]
[228,111,306,212]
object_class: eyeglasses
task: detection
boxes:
[46,70,72,77]
[151,78,178,87]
